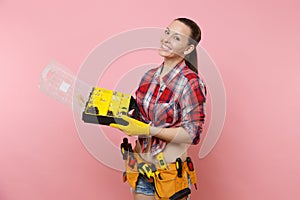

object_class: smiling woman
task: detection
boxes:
[109,17,206,200]
[159,18,201,76]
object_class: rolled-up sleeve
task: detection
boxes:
[180,78,206,144]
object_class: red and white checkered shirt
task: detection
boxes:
[135,61,206,156]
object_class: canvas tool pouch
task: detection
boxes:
[124,154,140,190]
[124,152,197,199]
[153,162,195,200]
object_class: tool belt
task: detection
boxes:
[121,138,197,200]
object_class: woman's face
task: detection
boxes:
[158,20,193,59]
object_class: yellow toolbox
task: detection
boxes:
[82,87,139,125]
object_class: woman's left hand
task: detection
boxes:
[110,115,150,136]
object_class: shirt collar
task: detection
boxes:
[154,60,186,85]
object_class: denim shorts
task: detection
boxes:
[132,174,191,199]
[133,175,155,196]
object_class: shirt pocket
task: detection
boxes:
[153,102,179,126]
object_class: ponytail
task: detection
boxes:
[185,49,198,74]
[174,18,201,75]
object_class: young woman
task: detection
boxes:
[111,17,206,200]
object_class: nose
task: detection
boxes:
[161,34,171,43]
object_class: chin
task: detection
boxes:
[158,49,171,58]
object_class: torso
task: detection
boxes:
[136,138,188,164]
[136,66,188,164]
[135,61,198,164]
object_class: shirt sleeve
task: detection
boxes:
[180,77,206,144]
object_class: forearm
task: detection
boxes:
[149,126,193,144]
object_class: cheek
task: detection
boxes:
[172,44,186,54]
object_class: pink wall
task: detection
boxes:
[1,0,300,199]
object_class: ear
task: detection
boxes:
[183,44,195,55]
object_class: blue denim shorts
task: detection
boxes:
[132,174,191,199]
[133,175,155,196]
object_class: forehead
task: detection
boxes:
[167,20,191,37]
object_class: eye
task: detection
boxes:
[164,29,170,35]
[174,36,180,41]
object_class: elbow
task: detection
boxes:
[191,135,200,145]
[182,124,201,145]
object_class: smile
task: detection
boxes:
[161,44,171,51]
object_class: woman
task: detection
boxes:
[111,17,206,200]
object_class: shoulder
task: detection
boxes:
[180,65,206,96]
[139,66,159,84]
[179,65,202,86]
[135,66,160,95]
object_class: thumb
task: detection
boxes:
[110,123,120,129]
[120,115,131,121]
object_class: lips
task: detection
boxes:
[161,44,171,51]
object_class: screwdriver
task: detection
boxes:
[186,157,197,190]
[128,144,137,169]
[186,157,194,171]
[120,137,128,160]
[175,158,182,178]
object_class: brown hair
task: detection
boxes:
[175,18,201,74]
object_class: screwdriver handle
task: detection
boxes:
[120,138,129,160]
[127,144,137,169]
[186,157,194,171]
[176,158,182,178]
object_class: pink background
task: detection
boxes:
[1,0,300,199]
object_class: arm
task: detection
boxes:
[111,78,206,143]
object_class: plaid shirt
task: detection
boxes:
[135,61,206,156]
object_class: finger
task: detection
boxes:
[121,115,145,126]
[115,116,130,126]
[120,115,131,121]
[110,123,121,129]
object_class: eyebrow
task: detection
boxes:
[166,27,182,36]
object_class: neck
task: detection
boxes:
[163,57,184,69]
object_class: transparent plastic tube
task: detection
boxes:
[38,61,92,112]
